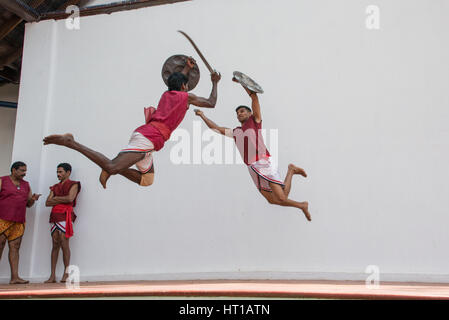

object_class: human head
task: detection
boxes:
[167,72,189,92]
[57,163,72,182]
[10,161,27,180]
[235,105,252,124]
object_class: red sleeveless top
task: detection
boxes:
[0,176,31,223]
[233,116,271,165]
[135,91,189,151]
[49,179,81,223]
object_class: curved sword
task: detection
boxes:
[178,30,214,73]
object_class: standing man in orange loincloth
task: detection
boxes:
[0,161,41,284]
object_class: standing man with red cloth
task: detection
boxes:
[43,58,221,189]
[45,163,81,283]
[0,161,41,284]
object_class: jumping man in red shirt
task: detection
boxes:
[195,78,311,221]
[43,58,221,188]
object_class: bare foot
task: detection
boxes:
[43,133,75,147]
[60,273,69,283]
[44,277,56,283]
[300,202,312,221]
[10,277,29,285]
[99,169,110,189]
[289,164,307,178]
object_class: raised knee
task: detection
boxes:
[276,194,287,204]
[103,161,120,175]
[105,164,120,175]
[140,173,154,187]
[278,198,287,204]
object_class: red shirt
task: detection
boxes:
[233,116,271,165]
[0,176,31,223]
[135,91,189,151]
[49,179,81,223]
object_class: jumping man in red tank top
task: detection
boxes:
[195,78,311,221]
[43,58,221,188]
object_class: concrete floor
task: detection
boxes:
[1,279,449,299]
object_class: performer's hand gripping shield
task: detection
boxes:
[232,71,264,94]
[161,54,201,91]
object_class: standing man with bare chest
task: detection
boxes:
[0,161,41,284]
[45,163,81,283]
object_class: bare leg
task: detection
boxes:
[45,230,61,283]
[98,153,145,188]
[118,168,142,184]
[118,164,155,185]
[288,163,307,178]
[283,167,295,198]
[0,233,6,261]
[59,232,71,283]
[284,164,307,197]
[265,183,311,221]
[8,237,29,284]
[43,134,144,188]
[99,170,111,189]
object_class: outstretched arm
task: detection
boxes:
[233,78,261,123]
[194,109,232,137]
[188,71,221,108]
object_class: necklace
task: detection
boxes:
[11,178,20,190]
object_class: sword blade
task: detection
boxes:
[178,30,214,73]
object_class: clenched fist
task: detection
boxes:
[211,71,221,83]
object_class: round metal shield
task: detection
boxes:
[162,54,200,91]
[233,71,264,94]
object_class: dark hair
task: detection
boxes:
[167,72,188,91]
[235,105,252,113]
[11,161,26,172]
[57,163,72,173]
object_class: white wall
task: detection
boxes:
[2,0,449,283]
[0,84,19,173]
[0,108,16,173]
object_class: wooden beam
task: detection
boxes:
[0,0,40,22]
[57,0,84,11]
[0,0,46,42]
[0,17,23,41]
[0,67,19,84]
[0,46,22,69]
[41,0,191,20]
[0,101,18,109]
